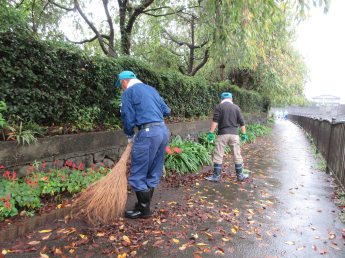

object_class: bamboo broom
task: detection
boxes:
[74,143,132,225]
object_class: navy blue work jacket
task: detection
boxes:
[120,82,170,136]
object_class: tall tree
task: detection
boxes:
[47,0,187,56]
[163,11,209,76]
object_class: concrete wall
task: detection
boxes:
[0,114,267,176]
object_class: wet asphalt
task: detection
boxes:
[1,120,344,257]
[138,120,345,257]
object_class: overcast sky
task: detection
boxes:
[294,0,345,103]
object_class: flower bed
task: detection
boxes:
[0,162,110,221]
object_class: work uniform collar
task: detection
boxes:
[127,79,142,88]
[221,99,233,104]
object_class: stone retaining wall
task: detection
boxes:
[0,114,267,176]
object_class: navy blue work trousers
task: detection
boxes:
[128,124,170,192]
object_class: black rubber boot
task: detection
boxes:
[205,163,222,182]
[125,190,151,219]
[235,163,248,181]
[131,187,154,211]
[149,187,154,200]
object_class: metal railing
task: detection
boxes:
[289,115,345,189]
[270,105,345,121]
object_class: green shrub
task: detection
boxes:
[164,136,212,176]
[0,101,6,129]
[0,31,267,128]
[239,123,272,143]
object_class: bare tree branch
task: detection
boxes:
[163,29,191,48]
[190,48,209,76]
[48,0,75,11]
[194,39,209,49]
[65,34,110,44]
[38,1,51,21]
[126,0,154,32]
[102,0,116,56]
[13,0,25,8]
[73,0,110,56]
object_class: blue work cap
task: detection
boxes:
[221,92,232,99]
[115,70,136,88]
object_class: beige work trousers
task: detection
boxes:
[213,134,243,164]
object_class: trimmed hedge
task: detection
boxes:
[0,31,267,125]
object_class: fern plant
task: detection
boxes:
[6,122,37,145]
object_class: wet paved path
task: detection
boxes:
[1,120,344,257]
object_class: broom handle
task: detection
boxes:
[119,143,133,162]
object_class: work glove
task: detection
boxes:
[207,132,215,143]
[241,133,247,142]
[127,135,135,143]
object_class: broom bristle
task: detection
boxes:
[74,144,132,224]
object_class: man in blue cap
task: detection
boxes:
[206,92,248,182]
[116,70,171,219]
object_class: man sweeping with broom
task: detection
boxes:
[116,70,170,219]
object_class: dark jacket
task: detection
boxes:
[212,101,244,135]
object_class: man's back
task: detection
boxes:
[214,102,244,135]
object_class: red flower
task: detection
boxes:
[40,176,48,182]
[3,171,11,179]
[1,195,10,202]
[4,201,11,209]
[173,147,182,154]
[165,146,172,155]
[78,162,85,171]
[0,165,4,169]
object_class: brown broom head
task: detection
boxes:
[73,143,132,225]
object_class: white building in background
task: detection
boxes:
[312,95,341,106]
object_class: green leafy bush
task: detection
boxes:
[164,136,212,176]
[0,162,110,221]
[243,123,272,143]
[0,101,6,128]
[0,31,267,129]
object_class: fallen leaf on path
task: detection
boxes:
[39,229,52,233]
[54,248,62,255]
[319,249,329,254]
[153,239,164,247]
[328,232,336,240]
[28,241,40,246]
[179,245,187,251]
[123,235,131,244]
[330,244,340,250]
[41,233,51,240]
[172,238,180,244]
